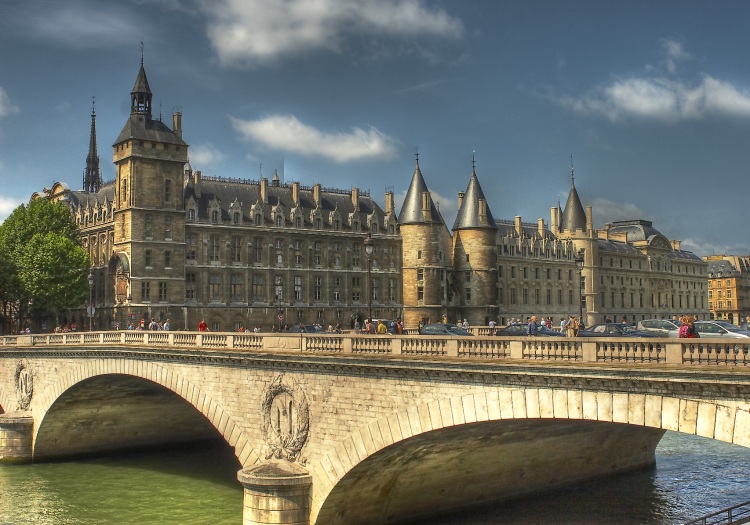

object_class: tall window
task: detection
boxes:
[210,235,220,262]
[252,275,264,302]
[164,216,172,240]
[314,277,322,301]
[141,281,150,302]
[185,273,196,300]
[186,233,196,261]
[158,282,167,302]
[231,236,241,263]
[253,237,263,263]
[164,179,171,202]
[274,276,283,303]
[145,249,152,267]
[231,274,243,302]
[352,277,361,302]
[295,276,303,301]
[164,250,171,268]
[209,275,221,301]
[145,214,153,239]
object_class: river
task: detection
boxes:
[1,432,748,525]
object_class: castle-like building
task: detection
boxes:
[37,58,708,331]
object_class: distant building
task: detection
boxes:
[34,56,708,331]
[704,255,750,325]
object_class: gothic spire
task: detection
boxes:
[83,97,101,193]
[130,42,152,117]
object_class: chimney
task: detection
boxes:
[385,191,394,214]
[537,218,545,236]
[172,109,182,139]
[421,191,431,221]
[195,170,202,198]
[351,187,359,210]
[261,178,268,204]
[672,240,681,250]
[314,183,321,208]
[292,181,300,206]
[457,191,465,210]
[515,215,522,236]
[586,206,593,233]
[550,207,558,232]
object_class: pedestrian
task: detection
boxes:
[527,315,538,336]
[354,319,361,334]
[577,316,585,335]
[462,319,469,331]
[489,319,496,331]
[566,315,577,337]
[164,319,171,331]
[377,319,387,334]
[678,315,699,338]
[395,318,404,334]
[198,319,208,332]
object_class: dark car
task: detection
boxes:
[496,324,564,337]
[285,324,325,333]
[419,323,473,336]
[578,323,661,338]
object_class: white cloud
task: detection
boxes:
[0,194,24,224]
[590,198,647,227]
[0,87,19,118]
[198,0,463,66]
[557,74,750,123]
[661,38,691,73]
[189,143,226,169]
[230,114,399,163]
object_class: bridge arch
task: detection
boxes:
[310,387,750,524]
[31,358,259,465]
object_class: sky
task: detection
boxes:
[1,0,750,256]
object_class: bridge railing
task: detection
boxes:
[3,332,750,366]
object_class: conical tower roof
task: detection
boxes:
[398,155,443,225]
[452,159,497,230]
[561,161,586,232]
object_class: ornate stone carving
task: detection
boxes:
[261,374,309,462]
[14,360,33,410]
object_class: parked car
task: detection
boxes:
[578,323,661,338]
[285,324,325,333]
[496,324,564,337]
[419,323,473,336]
[694,320,750,338]
[637,319,681,338]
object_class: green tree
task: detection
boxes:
[0,198,89,330]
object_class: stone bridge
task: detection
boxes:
[2,332,750,525]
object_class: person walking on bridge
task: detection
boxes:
[527,315,538,336]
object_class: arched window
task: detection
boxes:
[233,212,240,225]
[276,215,283,227]
[187,209,195,222]
[211,210,219,223]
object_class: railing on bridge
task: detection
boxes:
[2,331,749,366]
[684,499,750,525]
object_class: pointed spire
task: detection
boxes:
[398,152,443,225]
[83,97,101,193]
[131,42,152,117]
[561,156,586,232]
[453,154,497,230]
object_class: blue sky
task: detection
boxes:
[1,0,749,256]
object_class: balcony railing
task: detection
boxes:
[2,332,749,366]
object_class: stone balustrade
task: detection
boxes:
[2,332,749,366]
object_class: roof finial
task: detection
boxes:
[92,95,96,115]
[472,150,476,172]
[415,146,420,163]
[140,40,144,66]
[570,154,575,186]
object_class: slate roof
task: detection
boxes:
[452,167,497,231]
[561,183,586,232]
[707,259,741,277]
[114,114,187,146]
[398,158,443,225]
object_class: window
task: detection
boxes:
[209,235,220,262]
[209,275,221,301]
[164,216,172,240]
[418,286,424,301]
[145,249,152,267]
[276,215,283,227]
[389,279,396,302]
[417,268,424,281]
[185,273,196,300]
[233,212,241,225]
[295,276,303,301]
[417,250,422,259]
[145,214,153,239]
[164,250,171,268]
[253,237,263,263]
[466,287,471,302]
[187,208,195,222]
[231,236,241,263]
[141,281,150,302]
[314,277,322,301]
[275,276,283,302]
[231,275,243,302]
[352,277,361,302]
[522,288,528,304]
[164,179,171,202]
[186,233,196,261]
[211,210,219,224]
[252,275,265,302]
[158,282,167,302]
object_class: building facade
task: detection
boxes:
[704,255,750,325]
[36,58,708,331]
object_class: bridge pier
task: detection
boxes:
[237,462,312,525]
[0,413,34,464]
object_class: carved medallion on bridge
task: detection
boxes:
[261,374,309,463]
[14,360,34,410]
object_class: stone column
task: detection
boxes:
[237,461,312,525]
[0,413,34,464]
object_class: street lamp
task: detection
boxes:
[88,270,94,332]
[364,233,375,323]
[574,250,585,328]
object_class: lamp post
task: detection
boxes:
[88,270,94,332]
[574,250,585,328]
[364,233,375,323]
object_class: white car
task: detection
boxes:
[637,319,681,338]
[694,320,750,338]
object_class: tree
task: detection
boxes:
[0,198,89,330]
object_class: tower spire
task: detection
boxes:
[570,154,575,186]
[130,42,152,117]
[83,97,101,193]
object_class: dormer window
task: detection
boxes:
[276,215,283,227]
[211,210,219,224]
[233,212,240,225]
[187,208,195,222]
